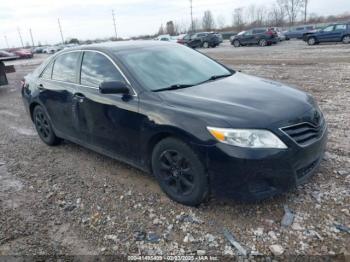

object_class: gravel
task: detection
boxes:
[0,40,349,256]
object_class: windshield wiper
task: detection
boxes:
[204,73,233,82]
[152,84,194,92]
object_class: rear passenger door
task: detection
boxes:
[76,51,142,163]
[38,51,81,139]
[333,24,347,41]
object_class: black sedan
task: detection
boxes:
[21,41,327,206]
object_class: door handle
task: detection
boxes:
[74,93,85,103]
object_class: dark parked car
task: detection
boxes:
[284,25,315,39]
[303,23,350,45]
[231,28,278,47]
[177,32,220,48]
[22,41,327,206]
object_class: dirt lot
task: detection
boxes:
[0,40,349,258]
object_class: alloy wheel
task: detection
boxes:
[203,42,209,48]
[159,150,194,196]
[343,36,350,44]
[259,39,267,47]
[308,37,316,45]
[35,109,51,139]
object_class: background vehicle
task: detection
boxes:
[155,34,179,42]
[178,32,220,48]
[231,28,278,47]
[0,50,19,60]
[43,45,63,54]
[269,27,287,41]
[284,25,315,39]
[303,23,350,45]
[10,49,33,59]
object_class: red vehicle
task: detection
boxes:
[10,49,33,59]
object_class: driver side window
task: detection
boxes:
[323,26,334,32]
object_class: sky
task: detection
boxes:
[0,0,349,48]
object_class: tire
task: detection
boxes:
[152,138,209,206]
[33,105,61,146]
[233,40,240,47]
[342,35,350,44]
[259,39,267,47]
[307,37,316,46]
[202,41,209,48]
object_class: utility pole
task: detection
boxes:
[29,28,35,47]
[17,27,24,47]
[190,0,194,33]
[112,10,118,40]
[57,18,64,44]
[4,35,9,49]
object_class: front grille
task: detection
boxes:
[281,119,326,146]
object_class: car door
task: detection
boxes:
[75,50,142,163]
[241,30,253,44]
[38,51,81,139]
[318,25,335,41]
[333,24,347,41]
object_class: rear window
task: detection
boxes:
[52,52,80,83]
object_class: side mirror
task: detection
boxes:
[99,81,130,95]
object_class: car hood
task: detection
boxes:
[158,72,315,128]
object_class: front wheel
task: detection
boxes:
[33,105,61,146]
[202,41,209,48]
[307,37,316,45]
[233,40,240,47]
[259,39,267,47]
[342,35,350,44]
[152,138,209,206]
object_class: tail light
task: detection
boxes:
[21,78,26,88]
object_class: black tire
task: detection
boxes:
[307,37,316,46]
[259,39,267,47]
[233,40,240,47]
[152,138,209,206]
[342,35,350,44]
[33,105,61,146]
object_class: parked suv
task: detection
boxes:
[303,23,350,45]
[284,25,315,39]
[178,32,220,48]
[231,28,278,47]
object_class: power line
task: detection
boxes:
[112,10,117,39]
[29,28,35,47]
[17,27,24,47]
[58,18,64,44]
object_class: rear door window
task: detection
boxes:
[52,52,80,83]
[41,62,53,79]
[323,25,335,32]
[335,24,346,30]
[80,52,124,88]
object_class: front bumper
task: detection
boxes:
[203,127,327,201]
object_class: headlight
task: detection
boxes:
[207,127,287,149]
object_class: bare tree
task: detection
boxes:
[277,0,303,25]
[232,8,244,30]
[255,6,266,26]
[158,24,165,35]
[247,4,256,24]
[166,21,175,35]
[268,3,286,26]
[202,10,215,31]
[302,0,309,23]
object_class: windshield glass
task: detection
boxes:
[115,44,232,91]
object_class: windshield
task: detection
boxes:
[115,44,232,91]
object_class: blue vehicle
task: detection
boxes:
[303,23,350,45]
[284,25,315,39]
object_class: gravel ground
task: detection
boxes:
[0,40,349,258]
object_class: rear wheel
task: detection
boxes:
[152,138,209,206]
[202,41,209,48]
[259,39,267,47]
[33,105,61,146]
[307,37,316,45]
[233,40,240,47]
[342,35,350,44]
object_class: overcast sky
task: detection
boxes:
[1,0,349,48]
